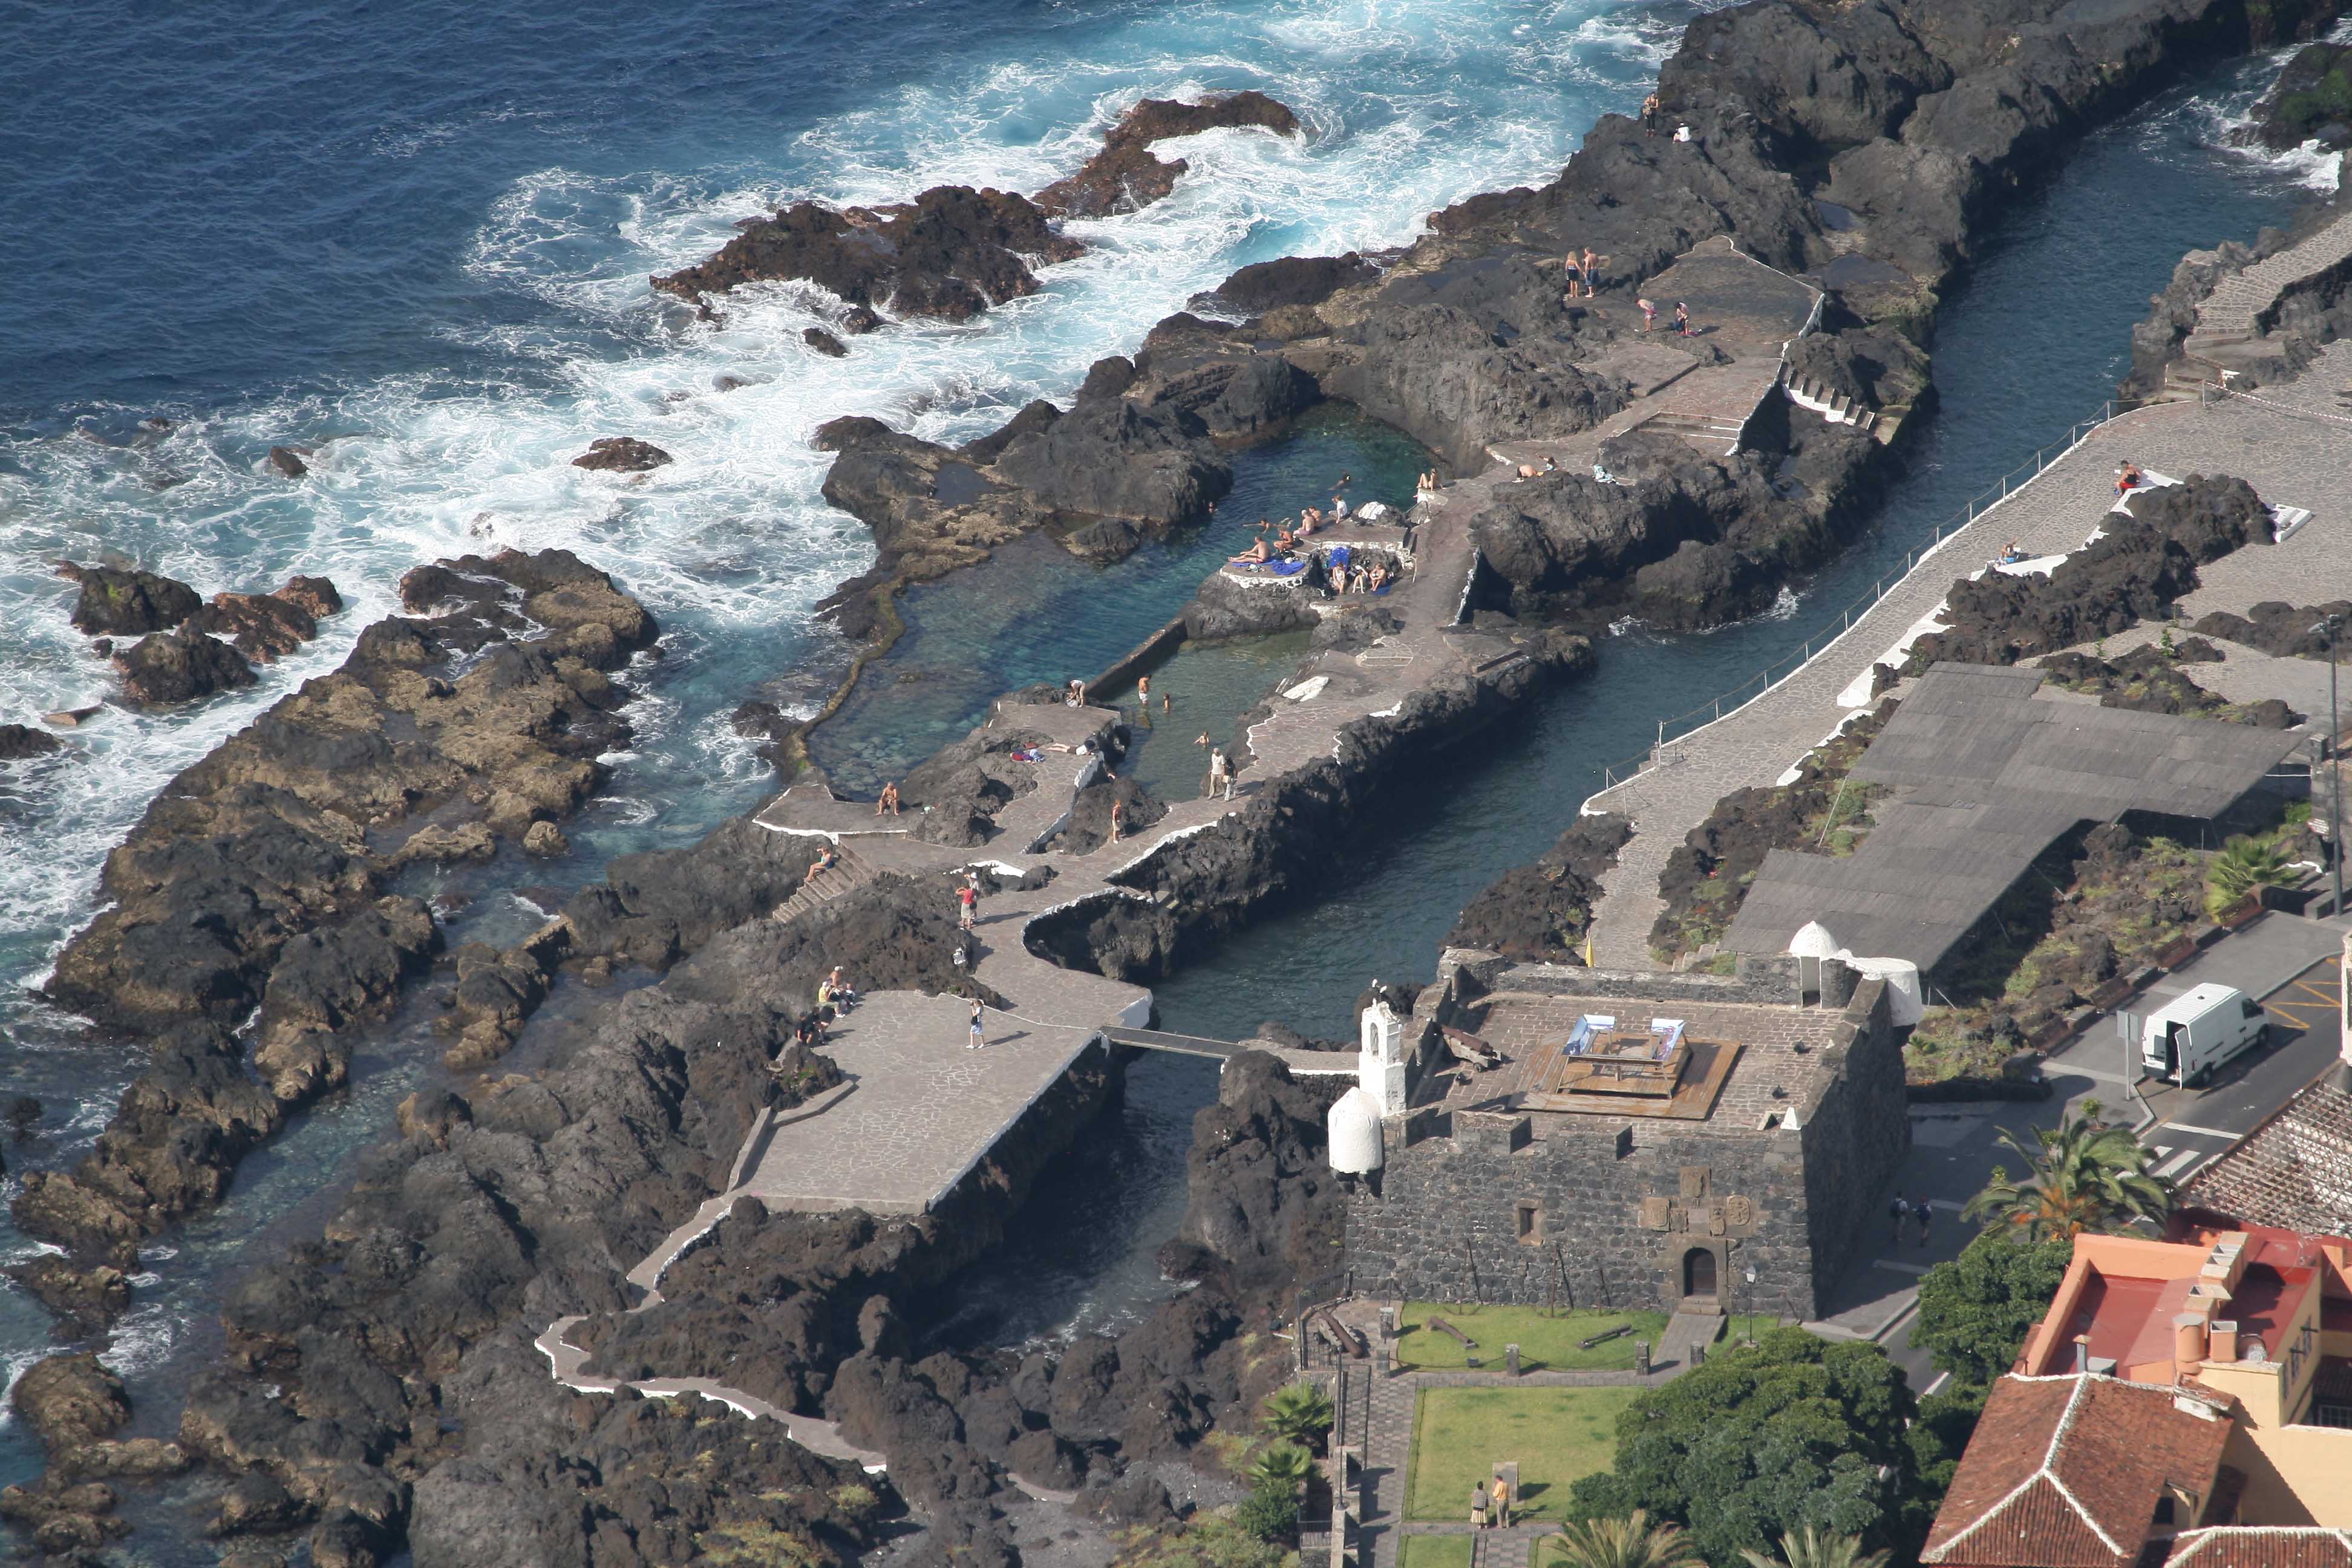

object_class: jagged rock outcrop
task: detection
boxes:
[0,724,64,760]
[571,436,673,472]
[1446,812,1633,961]
[2192,598,2352,657]
[1909,475,2268,667]
[1034,91,1300,218]
[19,550,653,1256]
[2249,41,2352,148]
[654,186,1084,322]
[113,625,257,705]
[56,562,203,636]
[1158,1052,1346,1315]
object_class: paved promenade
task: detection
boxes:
[1582,341,2352,970]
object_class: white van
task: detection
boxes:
[2140,984,2269,1086]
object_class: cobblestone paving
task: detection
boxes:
[1583,342,2352,970]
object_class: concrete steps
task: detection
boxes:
[1779,368,1884,435]
[770,841,878,923]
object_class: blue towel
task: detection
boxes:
[1327,546,1351,569]
[1373,583,1391,595]
[1267,559,1307,577]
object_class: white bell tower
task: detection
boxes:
[1359,997,1407,1114]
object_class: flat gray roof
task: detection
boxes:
[1721,664,2306,972]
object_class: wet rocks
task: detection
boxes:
[0,724,63,760]
[1446,812,1633,961]
[520,820,570,857]
[56,561,202,636]
[1909,475,2269,668]
[187,576,344,661]
[113,626,257,705]
[6,1255,132,1338]
[653,186,1083,322]
[1181,566,1319,641]
[2249,42,2352,149]
[572,436,672,472]
[21,550,652,1255]
[1212,252,1380,316]
[268,446,310,479]
[1033,91,1301,220]
[815,373,1233,636]
[11,1354,130,1457]
[803,326,849,357]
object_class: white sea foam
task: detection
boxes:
[0,0,1670,1018]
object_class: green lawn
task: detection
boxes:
[1400,1537,1474,1568]
[1406,1386,1641,1523]
[1394,1304,1775,1371]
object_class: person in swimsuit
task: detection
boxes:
[1674,301,1692,335]
[876,780,899,816]
[1230,537,1272,564]
[1638,296,1658,331]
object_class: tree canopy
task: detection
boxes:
[1913,1232,2073,1390]
[1567,1328,1921,1566]
[1961,1103,2172,1241]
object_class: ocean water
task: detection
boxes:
[0,0,1703,1529]
[0,0,2336,1543]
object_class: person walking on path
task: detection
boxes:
[1207,748,1233,802]
[1109,798,1125,844]
[957,878,979,932]
[1638,296,1658,332]
[968,999,986,1051]
[1889,1193,1909,1246]
[1913,1196,1934,1248]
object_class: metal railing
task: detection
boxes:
[1593,400,2128,791]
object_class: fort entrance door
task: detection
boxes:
[1683,1247,1716,1299]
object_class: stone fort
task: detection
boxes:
[1330,951,1908,1322]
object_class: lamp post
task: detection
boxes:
[2317,613,2345,920]
[1743,1266,1758,1344]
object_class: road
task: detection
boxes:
[1805,913,2347,1396]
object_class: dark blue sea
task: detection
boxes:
[0,0,2337,1547]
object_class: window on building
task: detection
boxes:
[1515,1201,1541,1244]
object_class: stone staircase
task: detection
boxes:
[770,840,879,923]
[1653,1307,1726,1371]
[2154,207,2352,402]
[1636,409,1748,452]
[1779,367,1883,435]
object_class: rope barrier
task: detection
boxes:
[2206,382,2352,430]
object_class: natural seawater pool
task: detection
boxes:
[930,47,2341,1351]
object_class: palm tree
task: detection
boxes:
[1550,1512,1704,1568]
[1247,1442,1315,1493]
[2206,835,2292,918]
[1963,1102,2174,1241]
[1741,1526,1890,1568]
[1259,1381,1335,1450]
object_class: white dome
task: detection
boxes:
[1327,1086,1385,1174]
[1788,920,1842,958]
[1841,955,1926,1027]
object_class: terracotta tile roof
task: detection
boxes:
[2166,1530,2352,1568]
[1922,1375,2234,1568]
[2182,1076,2352,1235]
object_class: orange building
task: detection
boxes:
[1923,1223,2352,1568]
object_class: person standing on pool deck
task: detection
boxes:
[969,999,986,1050]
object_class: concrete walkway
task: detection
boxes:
[1581,339,2352,970]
